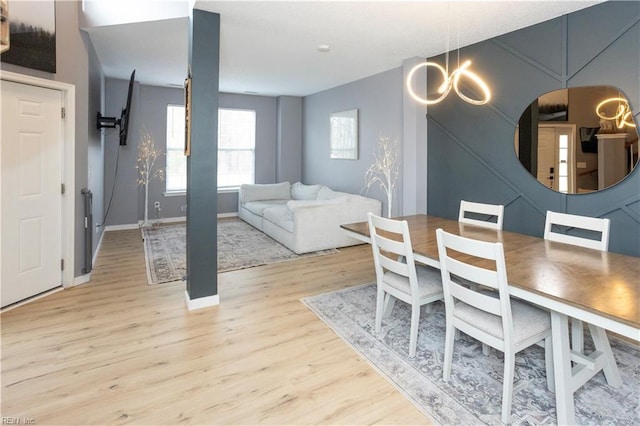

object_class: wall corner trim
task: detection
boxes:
[185,290,219,311]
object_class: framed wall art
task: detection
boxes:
[184,75,192,156]
[330,108,358,160]
[1,0,9,53]
[0,0,56,73]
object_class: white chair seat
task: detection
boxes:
[454,299,551,343]
[382,265,442,299]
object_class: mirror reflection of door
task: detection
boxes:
[537,125,575,193]
[515,86,639,194]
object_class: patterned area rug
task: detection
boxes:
[302,283,640,425]
[142,218,337,285]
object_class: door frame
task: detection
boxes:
[1,70,76,288]
[539,123,577,193]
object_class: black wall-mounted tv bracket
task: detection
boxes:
[96,112,120,130]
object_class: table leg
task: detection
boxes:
[551,311,575,426]
[588,323,622,387]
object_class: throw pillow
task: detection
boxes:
[291,182,322,200]
[240,182,291,202]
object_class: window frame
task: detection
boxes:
[163,105,257,194]
[165,103,187,194]
[217,107,257,191]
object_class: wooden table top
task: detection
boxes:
[341,214,640,333]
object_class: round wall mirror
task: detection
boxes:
[514,86,638,193]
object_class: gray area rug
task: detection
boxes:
[142,218,337,285]
[302,283,640,425]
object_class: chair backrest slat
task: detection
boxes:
[446,256,499,290]
[368,213,417,283]
[458,200,504,230]
[378,252,410,276]
[372,233,406,257]
[544,210,610,251]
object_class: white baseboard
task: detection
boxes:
[71,273,91,287]
[104,223,139,231]
[105,214,238,232]
[91,230,104,269]
[104,216,186,232]
[185,290,220,311]
[139,216,187,225]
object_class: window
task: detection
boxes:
[166,104,186,193]
[165,106,256,192]
[558,134,569,193]
[218,108,256,189]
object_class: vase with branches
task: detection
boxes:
[363,136,399,218]
[137,132,164,227]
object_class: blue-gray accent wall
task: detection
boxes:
[426,1,639,256]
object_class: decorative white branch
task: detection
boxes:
[363,136,399,218]
[136,132,164,227]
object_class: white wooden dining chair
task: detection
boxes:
[458,200,505,355]
[458,200,505,230]
[436,228,554,424]
[368,213,444,358]
[544,210,610,353]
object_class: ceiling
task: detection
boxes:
[84,1,603,97]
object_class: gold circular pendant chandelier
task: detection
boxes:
[406,59,491,106]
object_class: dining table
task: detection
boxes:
[341,214,640,425]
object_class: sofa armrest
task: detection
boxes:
[289,197,381,236]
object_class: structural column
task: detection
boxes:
[185,8,220,309]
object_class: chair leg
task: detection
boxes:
[375,287,385,333]
[501,350,516,425]
[408,303,421,358]
[443,323,456,381]
[544,335,555,392]
[383,294,396,319]
[482,343,490,356]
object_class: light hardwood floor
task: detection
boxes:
[1,228,430,425]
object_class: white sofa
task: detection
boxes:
[238,181,382,254]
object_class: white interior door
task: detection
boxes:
[538,124,576,193]
[1,80,63,307]
[537,127,557,190]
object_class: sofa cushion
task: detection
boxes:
[317,186,355,200]
[286,198,345,212]
[243,200,289,216]
[240,182,291,202]
[291,182,322,200]
[263,206,294,233]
